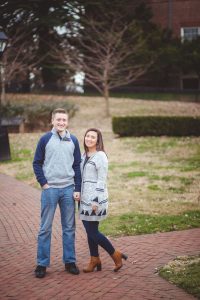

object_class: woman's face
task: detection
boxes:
[85,131,98,150]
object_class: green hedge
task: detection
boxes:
[112,116,200,137]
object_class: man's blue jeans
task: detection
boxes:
[37,185,75,267]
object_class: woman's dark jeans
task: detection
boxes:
[82,220,115,257]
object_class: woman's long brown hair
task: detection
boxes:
[83,128,106,154]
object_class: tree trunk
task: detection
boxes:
[0,64,6,105]
[195,75,200,102]
[104,84,110,117]
[1,81,6,105]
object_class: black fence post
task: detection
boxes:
[0,30,11,161]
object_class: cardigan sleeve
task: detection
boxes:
[91,151,108,206]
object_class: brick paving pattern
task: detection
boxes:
[0,173,199,299]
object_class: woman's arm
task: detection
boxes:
[92,152,108,208]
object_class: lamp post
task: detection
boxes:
[0,30,11,161]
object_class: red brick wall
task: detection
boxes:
[147,0,200,37]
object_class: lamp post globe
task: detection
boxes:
[0,31,8,56]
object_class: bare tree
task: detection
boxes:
[1,28,44,104]
[50,10,153,116]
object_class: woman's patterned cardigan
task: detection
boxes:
[79,151,108,221]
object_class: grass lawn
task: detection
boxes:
[0,94,200,234]
[159,255,200,299]
[85,91,199,102]
[100,210,200,236]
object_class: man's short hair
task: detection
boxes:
[52,108,68,118]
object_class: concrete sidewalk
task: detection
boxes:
[0,173,199,300]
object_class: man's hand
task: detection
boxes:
[74,192,80,202]
[42,183,50,189]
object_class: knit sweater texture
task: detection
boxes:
[79,151,108,221]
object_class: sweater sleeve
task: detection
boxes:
[71,135,82,192]
[92,152,108,206]
[32,136,48,187]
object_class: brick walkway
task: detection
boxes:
[0,174,199,300]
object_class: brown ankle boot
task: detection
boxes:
[83,256,102,273]
[111,250,128,272]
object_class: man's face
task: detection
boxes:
[52,113,68,133]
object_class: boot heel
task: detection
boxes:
[122,253,128,260]
[96,263,102,271]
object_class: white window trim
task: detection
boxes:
[181,26,200,41]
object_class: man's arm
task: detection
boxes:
[71,135,82,193]
[33,136,48,187]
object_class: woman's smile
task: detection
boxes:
[85,131,98,150]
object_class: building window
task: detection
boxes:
[181,27,200,41]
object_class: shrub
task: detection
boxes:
[112,116,200,137]
[1,102,25,117]
[1,101,77,130]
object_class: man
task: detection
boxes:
[33,108,81,278]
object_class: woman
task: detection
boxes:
[78,128,127,272]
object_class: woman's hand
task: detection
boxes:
[74,192,80,202]
[42,183,50,190]
[92,204,98,212]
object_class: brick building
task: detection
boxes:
[149,0,200,40]
[148,0,200,90]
